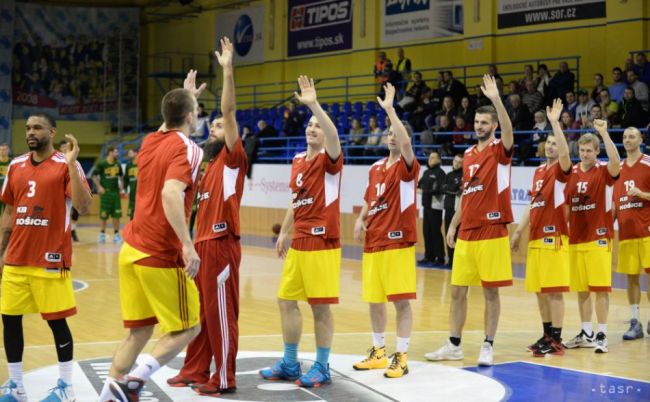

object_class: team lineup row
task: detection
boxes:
[0,35,649,402]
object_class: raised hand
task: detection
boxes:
[294,75,318,106]
[215,37,233,68]
[593,119,608,135]
[480,74,500,101]
[546,98,563,122]
[183,69,207,98]
[376,83,395,110]
[63,134,80,165]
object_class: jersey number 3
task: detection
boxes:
[27,180,36,198]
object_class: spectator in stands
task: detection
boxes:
[363,116,384,157]
[591,73,606,101]
[472,84,491,108]
[518,64,535,91]
[507,93,533,131]
[536,64,552,104]
[409,88,436,132]
[438,96,456,123]
[599,89,619,123]
[348,118,366,160]
[549,61,575,102]
[610,67,627,102]
[257,119,277,138]
[627,70,649,111]
[398,71,429,112]
[560,111,580,157]
[434,115,453,156]
[633,52,650,85]
[191,103,209,139]
[578,104,603,130]
[575,89,596,122]
[617,87,646,129]
[241,125,259,179]
[441,70,469,106]
[380,61,401,97]
[457,96,474,124]
[487,64,502,81]
[532,110,551,160]
[624,58,634,72]
[507,81,519,97]
[563,90,578,117]
[395,47,412,93]
[522,78,544,113]
[451,115,472,149]
[283,102,305,137]
[374,51,389,84]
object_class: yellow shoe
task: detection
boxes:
[384,352,409,378]
[353,346,388,370]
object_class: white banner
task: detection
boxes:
[381,0,463,45]
[216,7,264,66]
[243,164,536,222]
[0,0,14,145]
[497,0,606,28]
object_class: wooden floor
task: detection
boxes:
[1,225,649,387]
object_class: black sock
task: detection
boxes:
[551,327,562,342]
[543,321,552,336]
[2,315,24,363]
[449,336,461,346]
[114,230,119,234]
[484,336,494,346]
[48,319,73,362]
[100,230,105,233]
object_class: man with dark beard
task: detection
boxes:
[166,37,247,397]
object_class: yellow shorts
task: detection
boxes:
[0,266,76,320]
[362,246,416,303]
[278,247,340,304]
[569,241,612,292]
[451,236,513,287]
[525,237,570,293]
[118,242,199,333]
[617,237,650,275]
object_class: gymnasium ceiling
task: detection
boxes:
[16,0,257,24]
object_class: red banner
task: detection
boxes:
[13,90,57,108]
[59,101,118,115]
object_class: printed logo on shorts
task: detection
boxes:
[212,222,227,233]
[543,237,554,245]
[388,231,403,240]
[543,225,556,233]
[596,228,607,236]
[311,226,325,235]
[487,212,501,220]
[45,252,62,262]
[597,239,608,247]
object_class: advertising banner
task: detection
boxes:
[381,0,464,45]
[498,0,606,29]
[216,7,264,65]
[287,0,353,57]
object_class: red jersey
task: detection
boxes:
[195,138,248,243]
[290,150,343,247]
[613,154,650,241]
[0,152,90,269]
[459,139,513,240]
[123,130,203,266]
[528,161,571,242]
[363,156,420,252]
[566,161,616,245]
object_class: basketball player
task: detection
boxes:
[613,127,650,340]
[352,83,419,378]
[92,146,123,243]
[166,37,248,396]
[563,120,620,353]
[0,113,91,402]
[259,76,342,387]
[0,143,12,216]
[510,99,572,356]
[424,75,515,366]
[124,148,138,221]
[98,71,205,402]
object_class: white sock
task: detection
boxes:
[129,355,160,382]
[59,360,73,384]
[597,323,607,335]
[372,332,385,348]
[581,322,593,336]
[8,362,23,387]
[98,377,116,401]
[396,337,409,353]
[631,304,640,320]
